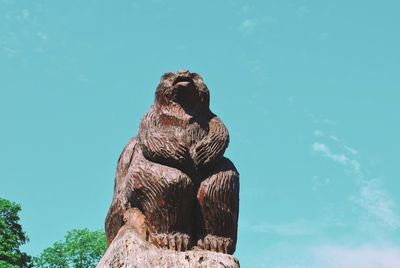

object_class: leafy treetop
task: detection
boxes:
[0,198,32,268]
[35,228,107,268]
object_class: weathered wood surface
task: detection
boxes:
[103,69,240,262]
[96,226,240,268]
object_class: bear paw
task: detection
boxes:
[197,234,233,254]
[150,232,190,252]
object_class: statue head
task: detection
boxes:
[155,69,210,113]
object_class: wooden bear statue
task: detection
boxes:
[105,69,239,254]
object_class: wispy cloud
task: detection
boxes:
[312,175,331,191]
[21,8,30,20]
[1,3,48,57]
[313,142,345,163]
[344,145,358,155]
[252,219,319,236]
[329,135,339,141]
[312,138,399,231]
[314,131,359,155]
[238,16,277,35]
[252,215,346,239]
[313,129,324,137]
[256,243,400,268]
[314,244,400,268]
[306,112,336,125]
[312,142,360,173]
[352,179,400,230]
[239,19,256,33]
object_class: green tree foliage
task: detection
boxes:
[0,198,32,268]
[34,242,68,268]
[35,229,107,268]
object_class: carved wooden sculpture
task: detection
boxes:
[105,69,239,254]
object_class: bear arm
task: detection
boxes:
[139,127,190,167]
[193,116,229,167]
[115,137,137,180]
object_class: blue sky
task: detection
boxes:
[1,0,400,267]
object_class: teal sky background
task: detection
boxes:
[1,0,400,267]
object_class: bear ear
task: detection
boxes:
[155,84,169,106]
[160,72,175,81]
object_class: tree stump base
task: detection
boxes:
[96,226,240,268]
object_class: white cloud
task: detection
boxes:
[344,145,358,155]
[22,9,30,20]
[323,119,336,125]
[315,245,400,268]
[329,135,339,141]
[312,142,350,166]
[352,179,400,230]
[328,135,359,155]
[312,141,399,231]
[312,142,362,177]
[36,31,48,41]
[256,243,400,268]
[242,15,278,28]
[312,175,331,191]
[239,19,256,33]
[307,112,336,125]
[252,219,318,236]
[313,129,324,137]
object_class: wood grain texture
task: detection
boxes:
[97,225,240,268]
[105,69,240,255]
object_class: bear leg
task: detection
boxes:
[196,157,239,254]
[127,160,194,251]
